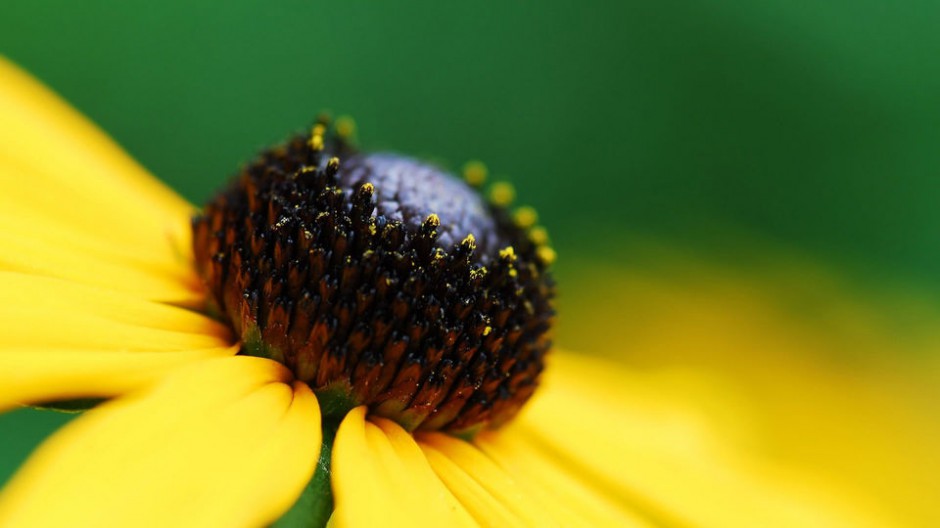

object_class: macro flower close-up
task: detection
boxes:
[2,3,939,527]
[0,56,859,527]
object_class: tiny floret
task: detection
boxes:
[537,246,557,266]
[335,115,356,138]
[308,134,324,152]
[327,156,341,172]
[528,226,549,246]
[499,246,517,262]
[462,160,488,187]
[512,206,538,229]
[461,233,477,250]
[488,181,516,207]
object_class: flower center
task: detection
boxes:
[192,119,555,435]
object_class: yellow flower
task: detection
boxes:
[0,56,908,527]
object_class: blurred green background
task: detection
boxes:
[2,0,939,507]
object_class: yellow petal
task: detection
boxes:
[418,439,526,528]
[0,56,200,304]
[331,407,476,528]
[0,357,321,528]
[516,352,894,528]
[0,346,237,411]
[0,271,231,351]
[419,432,653,528]
[560,255,940,525]
[0,271,235,407]
[0,196,202,304]
[474,429,653,527]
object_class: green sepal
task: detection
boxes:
[314,382,359,423]
[239,323,284,363]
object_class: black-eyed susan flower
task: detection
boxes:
[0,56,894,527]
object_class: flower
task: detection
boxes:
[0,56,910,527]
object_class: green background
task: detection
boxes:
[2,0,938,490]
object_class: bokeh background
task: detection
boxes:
[2,1,938,524]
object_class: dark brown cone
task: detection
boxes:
[192,120,555,435]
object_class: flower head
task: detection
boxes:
[192,126,554,434]
[0,56,910,527]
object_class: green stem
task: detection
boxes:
[273,390,356,528]
[272,419,339,528]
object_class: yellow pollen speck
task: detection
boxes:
[327,157,340,170]
[369,223,377,235]
[336,115,356,138]
[362,182,375,193]
[499,246,517,261]
[462,160,488,187]
[513,206,538,228]
[426,214,440,227]
[309,134,324,151]
[470,266,488,280]
[462,233,476,248]
[537,246,557,265]
[311,124,326,137]
[483,326,492,336]
[528,226,549,246]
[489,182,516,207]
